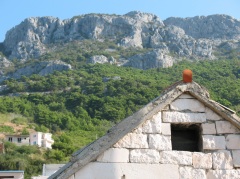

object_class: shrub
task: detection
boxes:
[12,117,28,125]
[0,126,14,133]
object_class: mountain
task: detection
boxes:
[0,11,240,76]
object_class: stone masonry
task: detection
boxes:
[97,93,240,179]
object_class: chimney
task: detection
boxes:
[183,69,192,83]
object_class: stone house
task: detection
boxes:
[50,77,240,179]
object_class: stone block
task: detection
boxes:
[226,135,240,149]
[232,150,240,167]
[149,134,172,150]
[170,98,205,112]
[216,121,240,134]
[75,163,180,179]
[202,123,216,134]
[97,148,129,163]
[114,133,148,148]
[130,149,160,164]
[192,152,212,169]
[205,107,222,121]
[202,135,226,150]
[160,151,192,165]
[212,150,233,169]
[132,126,143,134]
[161,123,171,135]
[142,112,161,133]
[207,169,240,179]
[162,111,206,123]
[179,166,206,179]
[178,94,194,99]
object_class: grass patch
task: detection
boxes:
[0,125,14,133]
[0,113,24,124]
[11,117,29,125]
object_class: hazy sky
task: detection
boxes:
[1,0,240,42]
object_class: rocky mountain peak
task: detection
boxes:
[124,11,164,25]
[164,14,240,40]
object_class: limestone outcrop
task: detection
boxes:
[0,55,13,75]
[125,49,174,69]
[164,14,240,40]
[0,60,71,82]
[87,55,109,64]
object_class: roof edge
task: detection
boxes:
[189,91,240,129]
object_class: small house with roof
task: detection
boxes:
[50,70,240,179]
[0,170,24,179]
[4,134,29,146]
[4,132,54,149]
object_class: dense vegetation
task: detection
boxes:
[0,57,239,178]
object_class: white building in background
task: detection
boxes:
[0,171,24,179]
[4,134,29,146]
[42,164,66,177]
[31,164,65,179]
[29,132,54,149]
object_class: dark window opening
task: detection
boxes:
[17,138,22,143]
[8,137,12,142]
[171,124,202,152]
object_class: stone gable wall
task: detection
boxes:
[96,94,240,179]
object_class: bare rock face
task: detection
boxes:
[0,54,13,76]
[87,55,109,64]
[3,17,60,60]
[155,25,213,58]
[0,55,13,69]
[38,60,72,76]
[1,60,71,81]
[125,49,174,69]
[164,14,240,40]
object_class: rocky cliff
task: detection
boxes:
[1,11,240,71]
[164,14,240,40]
[0,54,13,75]
[0,60,72,83]
[3,11,164,60]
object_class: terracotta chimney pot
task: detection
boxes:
[183,69,192,83]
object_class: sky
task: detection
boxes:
[1,0,240,42]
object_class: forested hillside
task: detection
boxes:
[0,58,240,178]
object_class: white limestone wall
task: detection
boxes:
[72,93,240,179]
[74,163,179,179]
